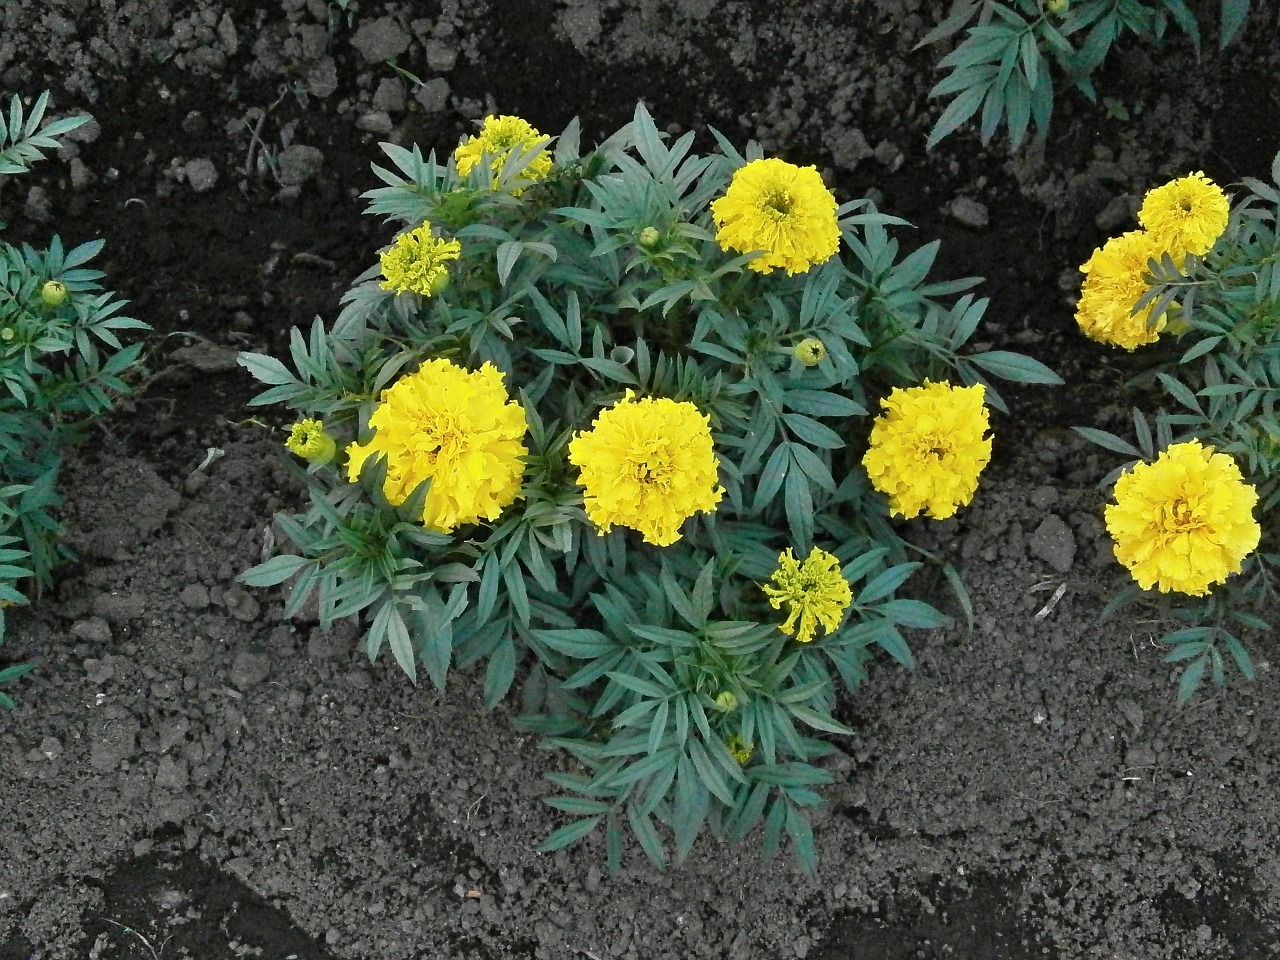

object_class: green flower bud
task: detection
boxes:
[0,328,13,342]
[714,690,739,712]
[40,280,68,308]
[794,337,827,367]
[1045,0,1068,14]
[637,226,662,249]
[285,418,337,465]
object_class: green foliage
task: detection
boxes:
[0,92,151,705]
[919,0,1254,149]
[239,103,1058,870]
[1078,151,1280,704]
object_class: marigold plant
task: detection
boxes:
[0,92,150,707]
[238,104,1058,872]
[1078,150,1280,704]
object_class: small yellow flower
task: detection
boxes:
[454,115,553,191]
[346,358,528,533]
[1075,230,1168,350]
[863,380,992,520]
[379,225,461,297]
[40,280,68,308]
[711,157,840,275]
[568,391,723,547]
[793,337,827,366]
[1105,440,1260,596]
[726,733,753,766]
[762,546,852,644]
[1138,172,1230,259]
[285,418,337,465]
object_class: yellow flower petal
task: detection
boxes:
[1075,230,1168,350]
[711,158,840,275]
[1138,171,1230,260]
[761,547,852,643]
[454,115,553,192]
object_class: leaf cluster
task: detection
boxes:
[239,103,1058,869]
[919,0,1253,149]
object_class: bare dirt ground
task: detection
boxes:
[2,1,1280,958]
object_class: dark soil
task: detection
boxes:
[2,1,1280,958]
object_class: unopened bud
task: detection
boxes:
[794,337,827,367]
[0,328,13,342]
[637,226,661,249]
[285,418,337,465]
[40,280,68,308]
[714,690,739,712]
[1045,0,1068,14]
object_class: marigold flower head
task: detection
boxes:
[1138,171,1230,259]
[379,225,461,297]
[863,380,991,520]
[454,115,553,191]
[762,546,852,644]
[1105,440,1260,596]
[794,337,827,367]
[567,391,723,546]
[285,418,337,465]
[726,733,753,766]
[346,358,528,533]
[1075,230,1168,350]
[40,280,67,308]
[711,157,840,275]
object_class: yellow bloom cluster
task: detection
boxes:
[1076,230,1169,350]
[379,225,461,297]
[346,359,529,533]
[862,380,992,520]
[1105,440,1260,596]
[726,733,753,766]
[454,115,553,190]
[1138,171,1231,259]
[1076,172,1229,349]
[711,158,840,275]
[762,546,852,643]
[285,418,336,465]
[567,391,723,546]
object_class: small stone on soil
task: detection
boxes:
[1029,515,1076,573]
[229,651,270,689]
[179,584,210,609]
[183,158,218,193]
[946,197,990,229]
[414,77,450,114]
[71,617,113,644]
[350,17,411,62]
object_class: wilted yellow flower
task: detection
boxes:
[1075,230,1168,350]
[711,157,840,275]
[863,380,991,519]
[762,546,852,643]
[726,733,753,766]
[1105,440,1260,596]
[454,115,553,190]
[285,418,336,465]
[1138,171,1230,259]
[346,358,528,532]
[40,280,68,308]
[568,391,723,546]
[794,337,827,366]
[379,225,461,297]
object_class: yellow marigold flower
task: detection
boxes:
[454,115,553,191]
[793,337,827,366]
[285,418,337,465]
[710,157,840,275]
[567,391,723,546]
[379,225,461,297]
[1075,230,1168,350]
[40,280,68,308]
[726,733,753,766]
[1105,440,1260,596]
[863,380,992,520]
[346,358,528,533]
[1138,171,1230,259]
[762,546,852,644]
